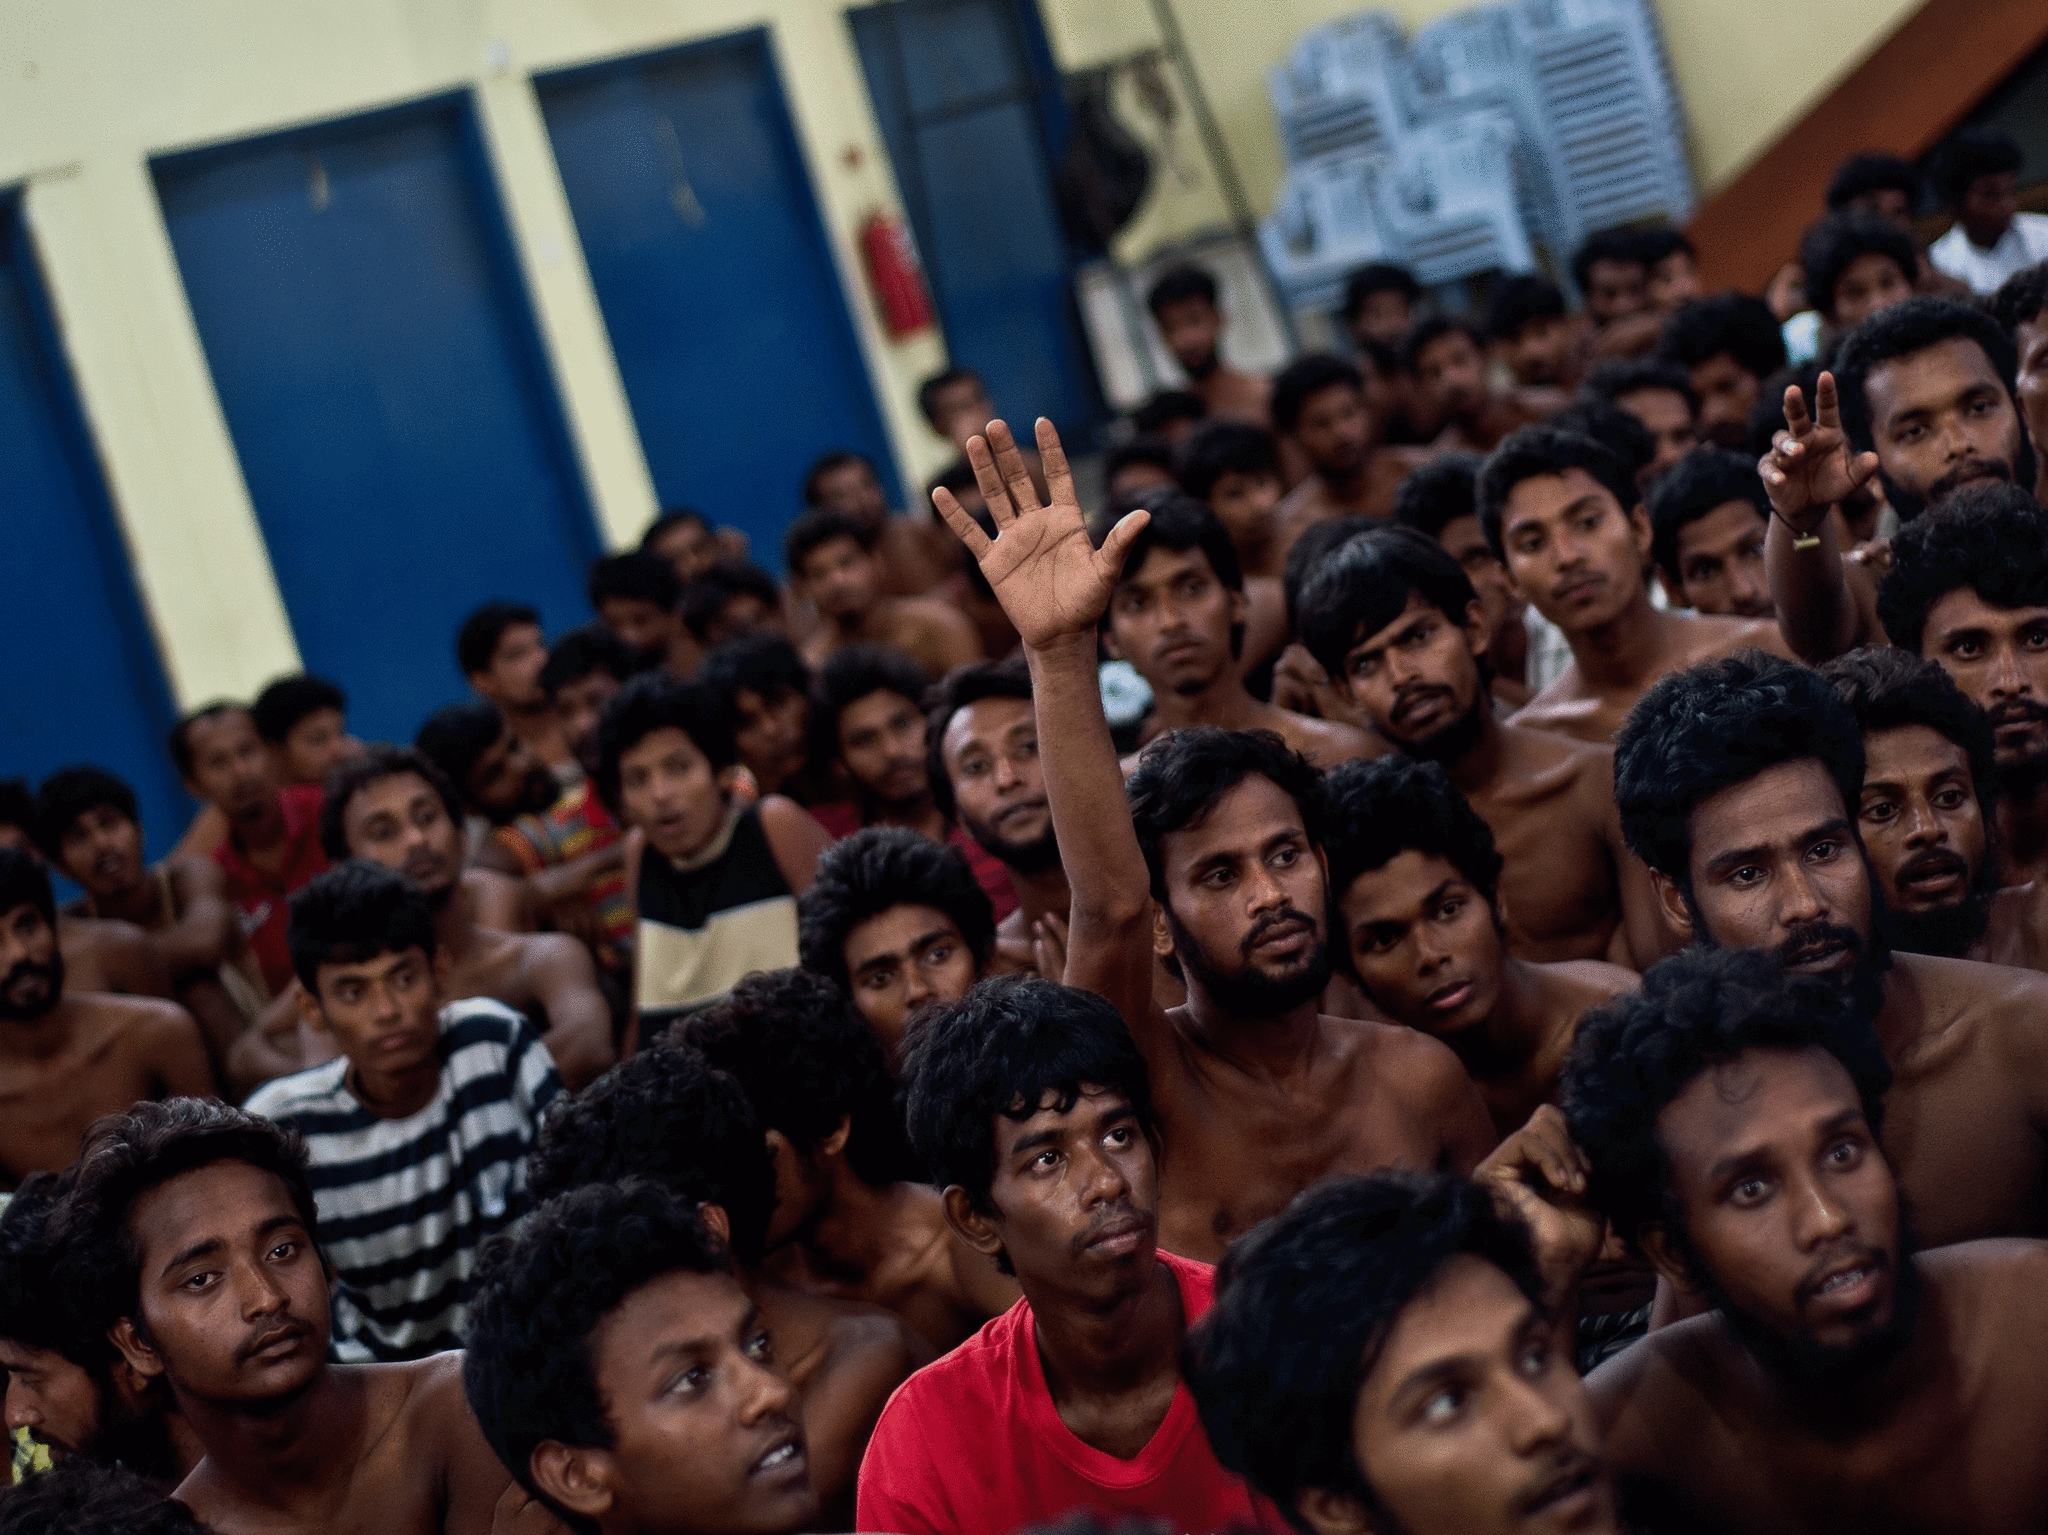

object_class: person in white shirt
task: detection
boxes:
[1927,126,2048,295]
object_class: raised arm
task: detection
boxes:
[931,419,1156,1032]
[1762,372,1885,662]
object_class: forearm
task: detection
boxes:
[536,983,616,1091]
[526,841,625,905]
[1025,633,1151,929]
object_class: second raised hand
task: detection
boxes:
[930,416,1152,651]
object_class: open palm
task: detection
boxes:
[1759,370,1880,526]
[931,417,1150,650]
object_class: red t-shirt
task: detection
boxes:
[855,1251,1282,1535]
[807,803,1020,924]
[213,784,330,994]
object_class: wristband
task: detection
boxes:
[1772,505,1823,551]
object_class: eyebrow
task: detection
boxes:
[1387,1302,1542,1407]
[1704,1107,1863,1186]
[1701,818,1850,877]
[159,1214,304,1280]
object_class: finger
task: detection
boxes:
[1813,370,1842,431]
[1037,417,1077,509]
[931,486,993,558]
[1783,383,1812,437]
[1848,449,1881,490]
[987,418,1042,517]
[1096,507,1153,577]
[965,430,1015,529]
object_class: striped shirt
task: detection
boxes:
[244,999,562,1362]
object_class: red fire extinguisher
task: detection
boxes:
[860,211,934,339]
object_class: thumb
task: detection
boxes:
[1096,508,1152,576]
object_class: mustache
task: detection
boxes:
[1777,919,1864,968]
[1987,697,2048,729]
[1071,1201,1150,1257]
[1894,847,1971,887]
[1927,457,2012,503]
[1241,906,1316,959]
[1391,684,1452,723]
[233,1318,311,1364]
[1795,1243,1888,1306]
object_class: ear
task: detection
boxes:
[1294,1485,1379,1535]
[1462,597,1491,655]
[1636,1224,1703,1295]
[698,1202,732,1245]
[1650,870,1694,941]
[1151,902,1176,962]
[1627,504,1654,563]
[529,1440,617,1523]
[296,984,330,1037]
[715,762,743,798]
[108,1317,166,1384]
[819,1114,852,1160]
[940,1185,1005,1262]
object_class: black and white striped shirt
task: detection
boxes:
[244,998,562,1362]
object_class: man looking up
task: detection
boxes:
[1613,649,2048,1246]
[1555,945,2048,1534]
[1173,418,1286,580]
[682,967,1020,1352]
[1657,293,1786,449]
[857,976,1282,1534]
[456,600,574,778]
[1322,757,1635,1135]
[1101,491,1381,768]
[933,417,1495,1261]
[1185,1172,1620,1535]
[1270,354,1417,530]
[1476,426,1785,744]
[1296,526,1663,967]
[61,1098,516,1533]
[1579,358,1700,480]
[322,747,614,1087]
[588,552,691,676]
[463,1178,821,1535]
[1928,125,2048,294]
[1390,457,1532,706]
[1645,447,1773,617]
[798,827,994,1055]
[1146,263,1272,427]
[785,509,981,678]
[1409,316,1543,453]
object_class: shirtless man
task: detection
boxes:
[1295,526,1665,967]
[1323,756,1635,1135]
[1823,646,2048,971]
[1645,446,1774,618]
[1409,316,1548,454]
[62,1099,514,1535]
[1614,650,2048,1246]
[415,699,564,844]
[1173,418,1288,581]
[1102,491,1381,769]
[681,967,1020,1353]
[323,746,614,1089]
[803,449,956,598]
[927,659,1073,976]
[1390,455,1531,705]
[168,674,360,869]
[1579,357,1700,481]
[1477,425,1784,744]
[933,416,1496,1261]
[1655,293,1785,450]
[1551,945,2048,1535]
[0,848,213,1185]
[588,552,692,677]
[1993,266,2048,505]
[528,1041,922,1528]
[457,601,574,778]
[1270,354,1421,536]
[1146,263,1271,427]
[786,509,981,679]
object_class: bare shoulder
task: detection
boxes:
[1542,958,1639,1006]
[1506,669,1602,736]
[1687,611,1785,662]
[103,992,203,1050]
[904,593,977,637]
[1278,707,1385,766]
[166,855,229,900]
[1584,1310,1729,1440]
[1894,950,2048,1039]
[1334,1012,1469,1092]
[513,929,593,979]
[823,1295,929,1380]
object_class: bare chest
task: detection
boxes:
[0,1032,149,1182]
[1471,787,1618,962]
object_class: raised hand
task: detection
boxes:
[932,418,1149,651]
[1475,1104,1604,1309]
[1758,371,1880,532]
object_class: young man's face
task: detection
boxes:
[730,686,809,797]
[560,1270,816,1535]
[1688,354,1761,450]
[978,1084,1156,1298]
[1671,501,1771,618]
[1668,759,1875,980]
[278,708,358,788]
[841,902,978,1054]
[836,689,929,810]
[798,537,880,625]
[342,771,464,900]
[598,597,680,660]
[1960,170,2020,249]
[619,726,732,862]
[928,377,994,453]
[1106,545,1241,698]
[648,519,718,585]
[466,725,561,824]
[1649,250,1701,311]
[0,1338,102,1461]
[1919,587,2048,776]
[1416,332,1489,421]
[811,461,888,524]
[477,623,550,712]
[1612,386,1698,480]
[1500,316,1571,389]
[0,902,62,1023]
[942,695,1053,870]
[56,803,146,902]
[1856,724,1989,936]
[184,710,277,822]
[116,1160,330,1407]
[1206,468,1283,553]
[1497,469,1652,635]
[1431,517,1525,656]
[1156,296,1223,376]
[308,945,444,1076]
[1582,261,1648,326]
[554,668,624,777]
[1347,292,1413,351]
[1828,255,1913,331]
[1158,774,1331,1013]
[1340,850,1505,1038]
[1320,1254,1615,1535]
[1339,592,1489,759]
[1293,383,1373,480]
[1863,337,2024,507]
[1651,1047,1905,1369]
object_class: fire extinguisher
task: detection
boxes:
[860,211,934,339]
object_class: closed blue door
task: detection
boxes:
[538,31,901,565]
[153,96,602,743]
[0,195,191,858]
[850,0,1105,441]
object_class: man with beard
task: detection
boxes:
[1297,526,1666,967]
[1146,263,1272,427]
[0,848,213,1184]
[322,746,614,1088]
[927,659,1071,976]
[1550,945,2048,1534]
[1822,646,2048,970]
[415,699,563,838]
[0,1172,200,1487]
[931,417,1495,1262]
[1270,355,1424,533]
[1656,293,1786,451]
[456,600,576,780]
[1614,650,2048,1246]
[1646,447,1774,618]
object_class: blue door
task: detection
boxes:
[0,194,191,858]
[153,96,602,743]
[850,0,1105,442]
[538,31,901,564]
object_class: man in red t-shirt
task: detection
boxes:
[857,976,1283,1535]
[173,703,329,995]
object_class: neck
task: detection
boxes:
[1443,701,1507,793]
[1451,957,1547,1078]
[1178,988,1324,1076]
[1146,669,1262,735]
[1029,1253,1183,1401]
[804,1167,907,1279]
[1561,586,1666,687]
[2001,778,2048,874]
[89,873,162,928]
[834,600,893,643]
[0,998,77,1062]
[863,791,946,840]
[1011,862,1072,930]
[1318,460,1367,499]
[177,1364,362,1504]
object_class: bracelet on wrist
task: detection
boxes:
[1771,504,1824,551]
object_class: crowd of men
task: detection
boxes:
[4,121,2048,1535]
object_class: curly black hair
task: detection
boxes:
[287,859,438,993]
[462,1178,731,1524]
[0,1457,214,1535]
[1183,1172,1541,1523]
[1295,526,1480,682]
[1825,152,1920,212]
[1125,728,1327,906]
[1146,262,1219,316]
[413,699,506,805]
[1613,651,1865,883]
[1174,418,1281,502]
[680,561,781,645]
[0,846,56,927]
[593,671,737,815]
[33,765,138,861]
[1402,314,1486,376]
[1282,514,1378,633]
[1834,298,2021,464]
[1579,356,1699,416]
[1644,447,1769,587]
[1993,263,2048,334]
[538,623,641,698]
[1322,757,1503,914]
[681,968,918,1188]
[587,551,682,615]
[1561,946,1893,1247]
[455,601,540,680]
[810,644,932,772]
[1657,293,1786,382]
[924,656,1033,824]
[1797,212,1918,322]
[700,633,811,718]
[0,1170,107,1371]
[784,507,878,574]
[251,673,347,747]
[317,745,464,864]
[797,826,994,994]
[1341,262,1421,320]
[1475,426,1640,559]
[1571,228,1647,294]
[1545,399,1655,486]
[1936,124,2022,207]
[1483,273,1567,342]
[1271,354,1364,435]
[1877,481,2048,652]
[1105,487,1245,594]
[1389,452,1482,541]
[527,1044,777,1264]
[1820,645,1997,806]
